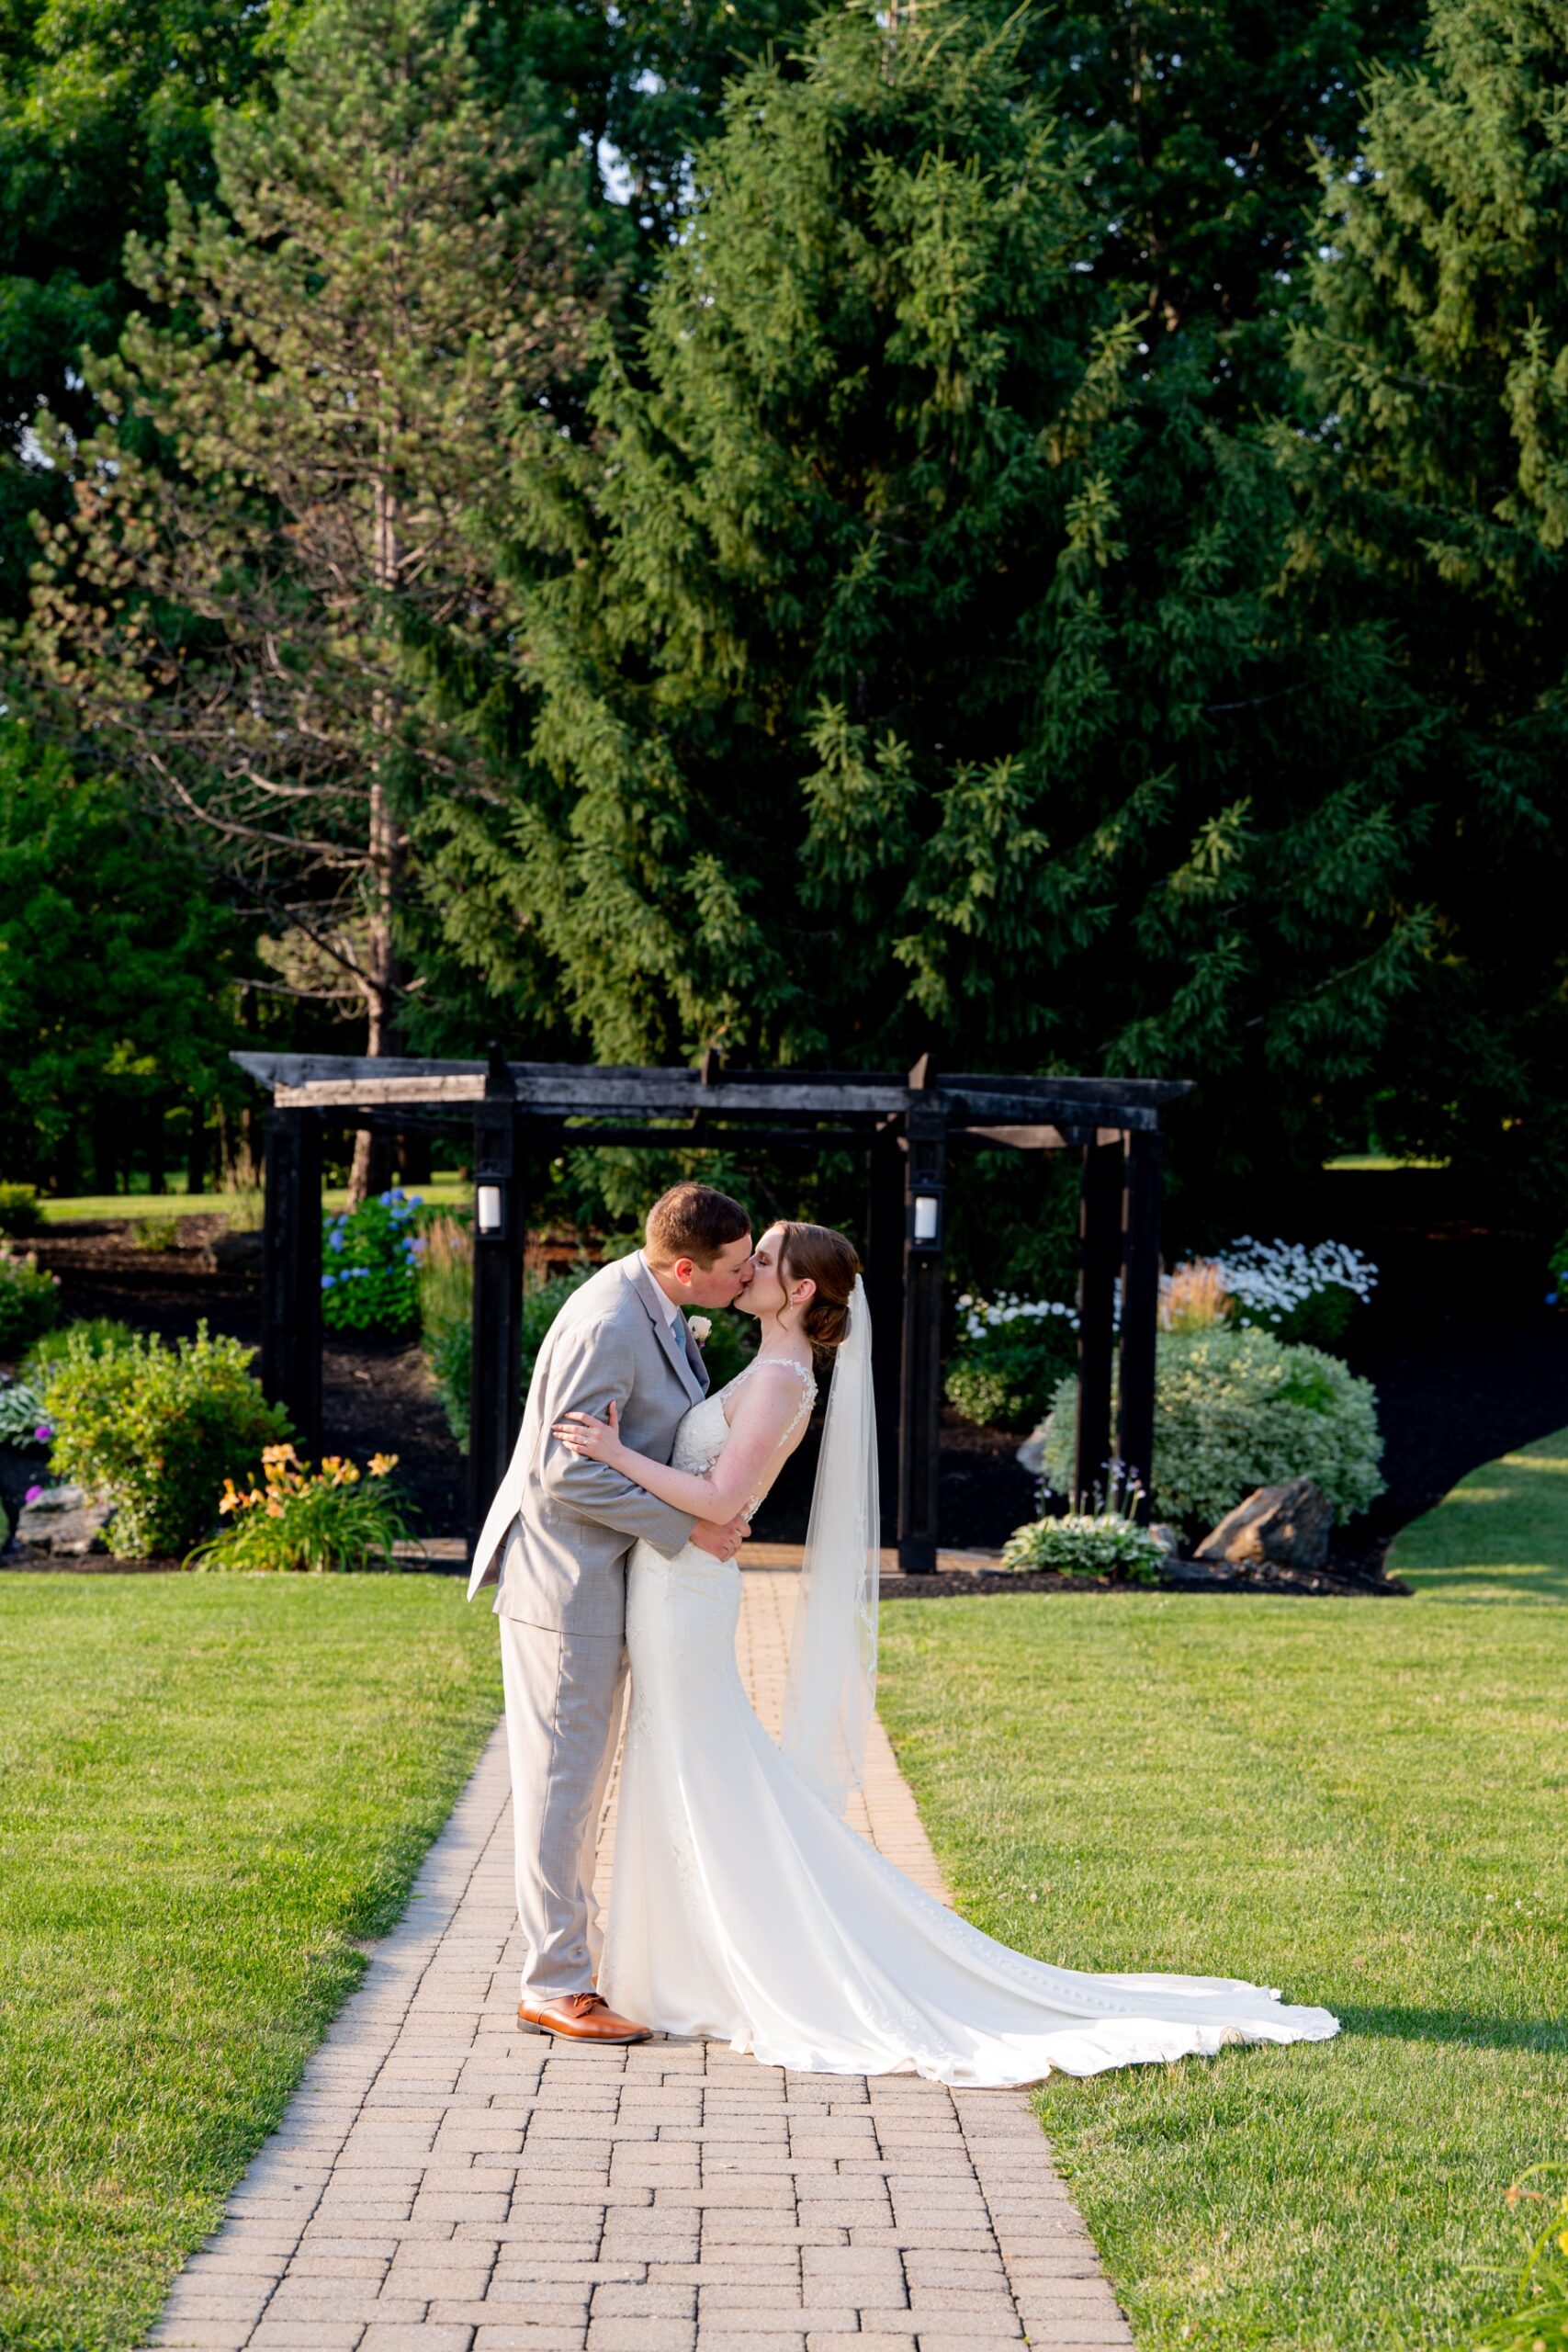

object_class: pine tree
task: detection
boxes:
[1293,0,1568,1204]
[431,1,1433,1211]
[25,0,606,1197]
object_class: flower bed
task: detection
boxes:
[187,1442,414,1572]
[945,1292,1078,1430]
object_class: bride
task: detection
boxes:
[550,1219,1338,2086]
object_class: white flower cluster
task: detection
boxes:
[955,1290,1080,1342]
[1210,1236,1378,1324]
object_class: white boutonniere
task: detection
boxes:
[687,1315,712,1345]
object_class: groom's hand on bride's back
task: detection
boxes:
[690,1511,750,1563]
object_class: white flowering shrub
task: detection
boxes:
[1001,1510,1168,1582]
[1212,1237,1377,1351]
[945,1292,1079,1429]
[1042,1325,1384,1531]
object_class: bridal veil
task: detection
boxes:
[780,1274,879,1816]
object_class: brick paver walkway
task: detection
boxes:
[146,1565,1132,2352]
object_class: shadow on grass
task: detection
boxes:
[1388,1427,1568,1602]
[1338,2003,1568,2058]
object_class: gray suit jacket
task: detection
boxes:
[466,1252,707,1634]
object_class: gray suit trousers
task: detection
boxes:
[498,1551,627,2000]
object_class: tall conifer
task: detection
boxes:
[26,0,606,1196]
[445,2,1432,1205]
[1294,0,1568,1198]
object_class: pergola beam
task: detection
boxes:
[231,1052,1187,1132]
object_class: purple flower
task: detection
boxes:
[34,1424,51,1443]
[24,1484,43,1504]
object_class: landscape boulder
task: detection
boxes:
[1015,1423,1048,1479]
[1196,1478,1334,1572]
[14,1483,117,1556]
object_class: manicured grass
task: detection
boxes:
[34,1177,471,1226]
[0,1574,502,2352]
[876,1578,1567,2350]
[1388,1424,1568,1604]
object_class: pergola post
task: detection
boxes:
[261,1103,321,1453]
[1074,1134,1122,1508]
[897,1062,945,1572]
[466,1046,524,1563]
[863,1118,905,1516]
[1116,1126,1164,1519]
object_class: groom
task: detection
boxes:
[467,1182,755,2042]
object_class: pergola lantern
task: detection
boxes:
[231,1049,1192,1571]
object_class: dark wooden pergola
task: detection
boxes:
[232,1050,1191,1569]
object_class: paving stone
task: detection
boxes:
[360,2329,476,2352]
[583,2323,695,2350]
[697,2336,807,2352]
[471,2333,587,2352]
[248,2327,368,2350]
[146,2327,255,2350]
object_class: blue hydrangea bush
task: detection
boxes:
[321,1188,426,1334]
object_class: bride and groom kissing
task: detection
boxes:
[468,1182,1338,2085]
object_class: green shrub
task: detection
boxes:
[945,1293,1079,1430]
[130,1214,183,1253]
[22,1317,140,1385]
[1000,1510,1168,1583]
[321,1187,423,1333]
[39,1320,291,1556]
[1043,1324,1384,1532]
[0,1247,61,1354]
[0,1378,50,1447]
[186,1443,415,1573]
[0,1182,42,1238]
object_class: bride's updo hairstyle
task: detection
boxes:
[776,1223,862,1353]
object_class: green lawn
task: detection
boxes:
[33,1176,471,1226]
[878,1464,1568,2351]
[1387,1424,1568,1604]
[0,1574,502,2352]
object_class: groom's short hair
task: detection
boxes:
[646,1182,750,1267]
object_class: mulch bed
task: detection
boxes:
[7,1201,1568,1594]
[876,1563,1409,1599]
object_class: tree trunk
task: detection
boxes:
[92,1099,118,1196]
[186,1104,207,1197]
[347,439,405,1209]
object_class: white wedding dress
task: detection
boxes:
[601,1360,1340,2086]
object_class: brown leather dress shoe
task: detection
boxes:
[517,1992,652,2043]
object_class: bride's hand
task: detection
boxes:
[551,1400,626,1466]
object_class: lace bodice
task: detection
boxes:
[671,1355,817,1516]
